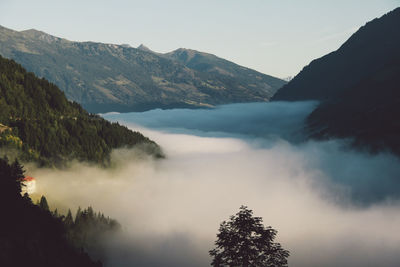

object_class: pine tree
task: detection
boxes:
[22,192,32,204]
[64,209,74,231]
[11,159,24,180]
[0,157,25,202]
[87,206,94,219]
[39,196,50,211]
[75,207,82,224]
[64,209,74,228]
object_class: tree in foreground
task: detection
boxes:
[209,206,289,267]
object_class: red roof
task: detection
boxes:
[22,176,35,182]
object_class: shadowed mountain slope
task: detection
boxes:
[272,8,400,155]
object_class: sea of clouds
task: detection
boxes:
[30,102,400,267]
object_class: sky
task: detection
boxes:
[1,0,398,78]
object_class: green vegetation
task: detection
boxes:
[0,156,102,266]
[37,197,121,264]
[209,206,289,267]
[0,55,162,166]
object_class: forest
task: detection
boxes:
[0,55,163,166]
[0,156,116,266]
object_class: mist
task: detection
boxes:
[29,102,400,267]
[104,101,318,141]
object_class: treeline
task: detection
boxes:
[0,54,163,166]
[37,196,121,263]
[67,206,120,253]
[0,156,102,266]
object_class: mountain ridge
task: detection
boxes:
[272,7,400,155]
[0,26,286,113]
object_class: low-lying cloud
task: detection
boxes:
[105,101,318,141]
[29,102,400,267]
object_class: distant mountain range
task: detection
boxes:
[0,26,286,113]
[273,8,400,155]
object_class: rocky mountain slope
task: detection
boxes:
[0,26,286,113]
[272,8,400,155]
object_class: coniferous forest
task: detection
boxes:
[0,54,158,266]
[0,55,162,166]
[0,156,108,266]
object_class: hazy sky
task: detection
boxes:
[0,0,399,77]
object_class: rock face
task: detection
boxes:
[0,26,286,113]
[272,8,400,155]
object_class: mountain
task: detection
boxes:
[0,55,162,166]
[272,8,400,155]
[164,48,285,90]
[137,44,155,53]
[0,26,286,113]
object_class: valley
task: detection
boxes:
[0,3,399,267]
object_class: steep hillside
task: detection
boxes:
[272,8,400,155]
[273,8,400,102]
[0,157,102,267]
[164,48,286,93]
[0,26,285,113]
[0,55,162,166]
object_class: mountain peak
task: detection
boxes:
[121,43,132,48]
[21,28,41,33]
[0,26,286,113]
[271,7,400,156]
[20,28,61,43]
[137,44,153,53]
[21,28,46,36]
[166,48,199,63]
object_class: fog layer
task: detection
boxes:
[32,102,400,267]
[104,101,318,140]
